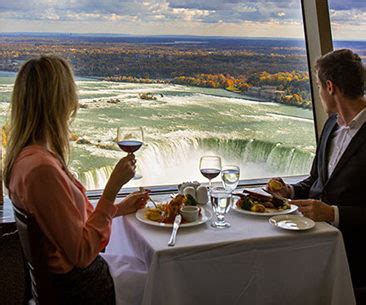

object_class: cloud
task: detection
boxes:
[330,9,365,22]
[0,0,365,39]
[171,8,213,22]
[167,0,301,23]
[0,0,302,24]
[328,0,366,11]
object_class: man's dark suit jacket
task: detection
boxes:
[293,114,366,288]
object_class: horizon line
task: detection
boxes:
[0,32,365,42]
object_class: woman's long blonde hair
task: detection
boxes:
[4,55,79,188]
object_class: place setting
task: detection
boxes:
[135,155,233,246]
[230,179,315,231]
[231,187,299,217]
[135,185,214,247]
[135,155,237,230]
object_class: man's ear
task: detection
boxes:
[326,80,335,95]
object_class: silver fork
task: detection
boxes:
[149,197,158,208]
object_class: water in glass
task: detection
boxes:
[221,165,240,192]
[210,187,231,228]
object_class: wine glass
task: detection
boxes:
[210,187,232,228]
[117,127,144,179]
[221,165,240,193]
[199,156,222,193]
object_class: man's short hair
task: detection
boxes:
[316,49,365,99]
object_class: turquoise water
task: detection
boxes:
[0,74,316,189]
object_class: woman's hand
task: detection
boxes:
[102,154,136,203]
[115,190,149,216]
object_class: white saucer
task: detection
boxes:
[269,214,315,231]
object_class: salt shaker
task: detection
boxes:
[196,185,208,205]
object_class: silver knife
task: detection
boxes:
[168,214,182,246]
[261,187,291,203]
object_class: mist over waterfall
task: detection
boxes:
[79,137,314,190]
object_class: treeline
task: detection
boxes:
[172,71,311,108]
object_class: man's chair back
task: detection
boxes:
[13,204,56,305]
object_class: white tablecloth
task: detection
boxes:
[105,196,355,305]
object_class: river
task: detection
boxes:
[0,72,316,189]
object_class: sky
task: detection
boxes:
[0,0,365,39]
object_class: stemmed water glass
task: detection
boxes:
[210,187,232,228]
[221,165,240,193]
[199,156,222,193]
[117,127,144,179]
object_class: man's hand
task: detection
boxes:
[291,199,335,222]
[115,190,149,217]
[265,177,292,198]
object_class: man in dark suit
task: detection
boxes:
[269,49,366,291]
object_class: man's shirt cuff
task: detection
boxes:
[330,205,339,227]
[289,185,295,199]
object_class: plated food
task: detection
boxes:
[136,207,212,228]
[144,194,199,224]
[234,189,296,215]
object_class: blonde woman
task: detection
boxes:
[4,55,149,305]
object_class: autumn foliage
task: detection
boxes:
[173,74,250,92]
[172,71,311,108]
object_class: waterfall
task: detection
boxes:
[78,136,314,190]
[81,166,114,191]
[199,138,314,174]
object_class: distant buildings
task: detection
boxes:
[247,85,285,102]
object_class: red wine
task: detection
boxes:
[118,140,143,153]
[200,168,221,180]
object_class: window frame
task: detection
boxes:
[301,0,333,138]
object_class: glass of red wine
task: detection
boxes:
[199,156,222,193]
[117,127,144,179]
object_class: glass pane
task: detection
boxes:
[329,0,366,62]
[0,0,316,190]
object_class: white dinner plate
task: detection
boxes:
[136,207,212,228]
[232,203,298,216]
[269,214,315,231]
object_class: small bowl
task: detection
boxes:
[180,206,200,222]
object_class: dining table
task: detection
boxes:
[105,191,356,305]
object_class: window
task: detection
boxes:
[328,0,366,63]
[0,1,316,190]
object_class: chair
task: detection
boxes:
[13,204,56,305]
[355,286,366,305]
[0,229,27,305]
